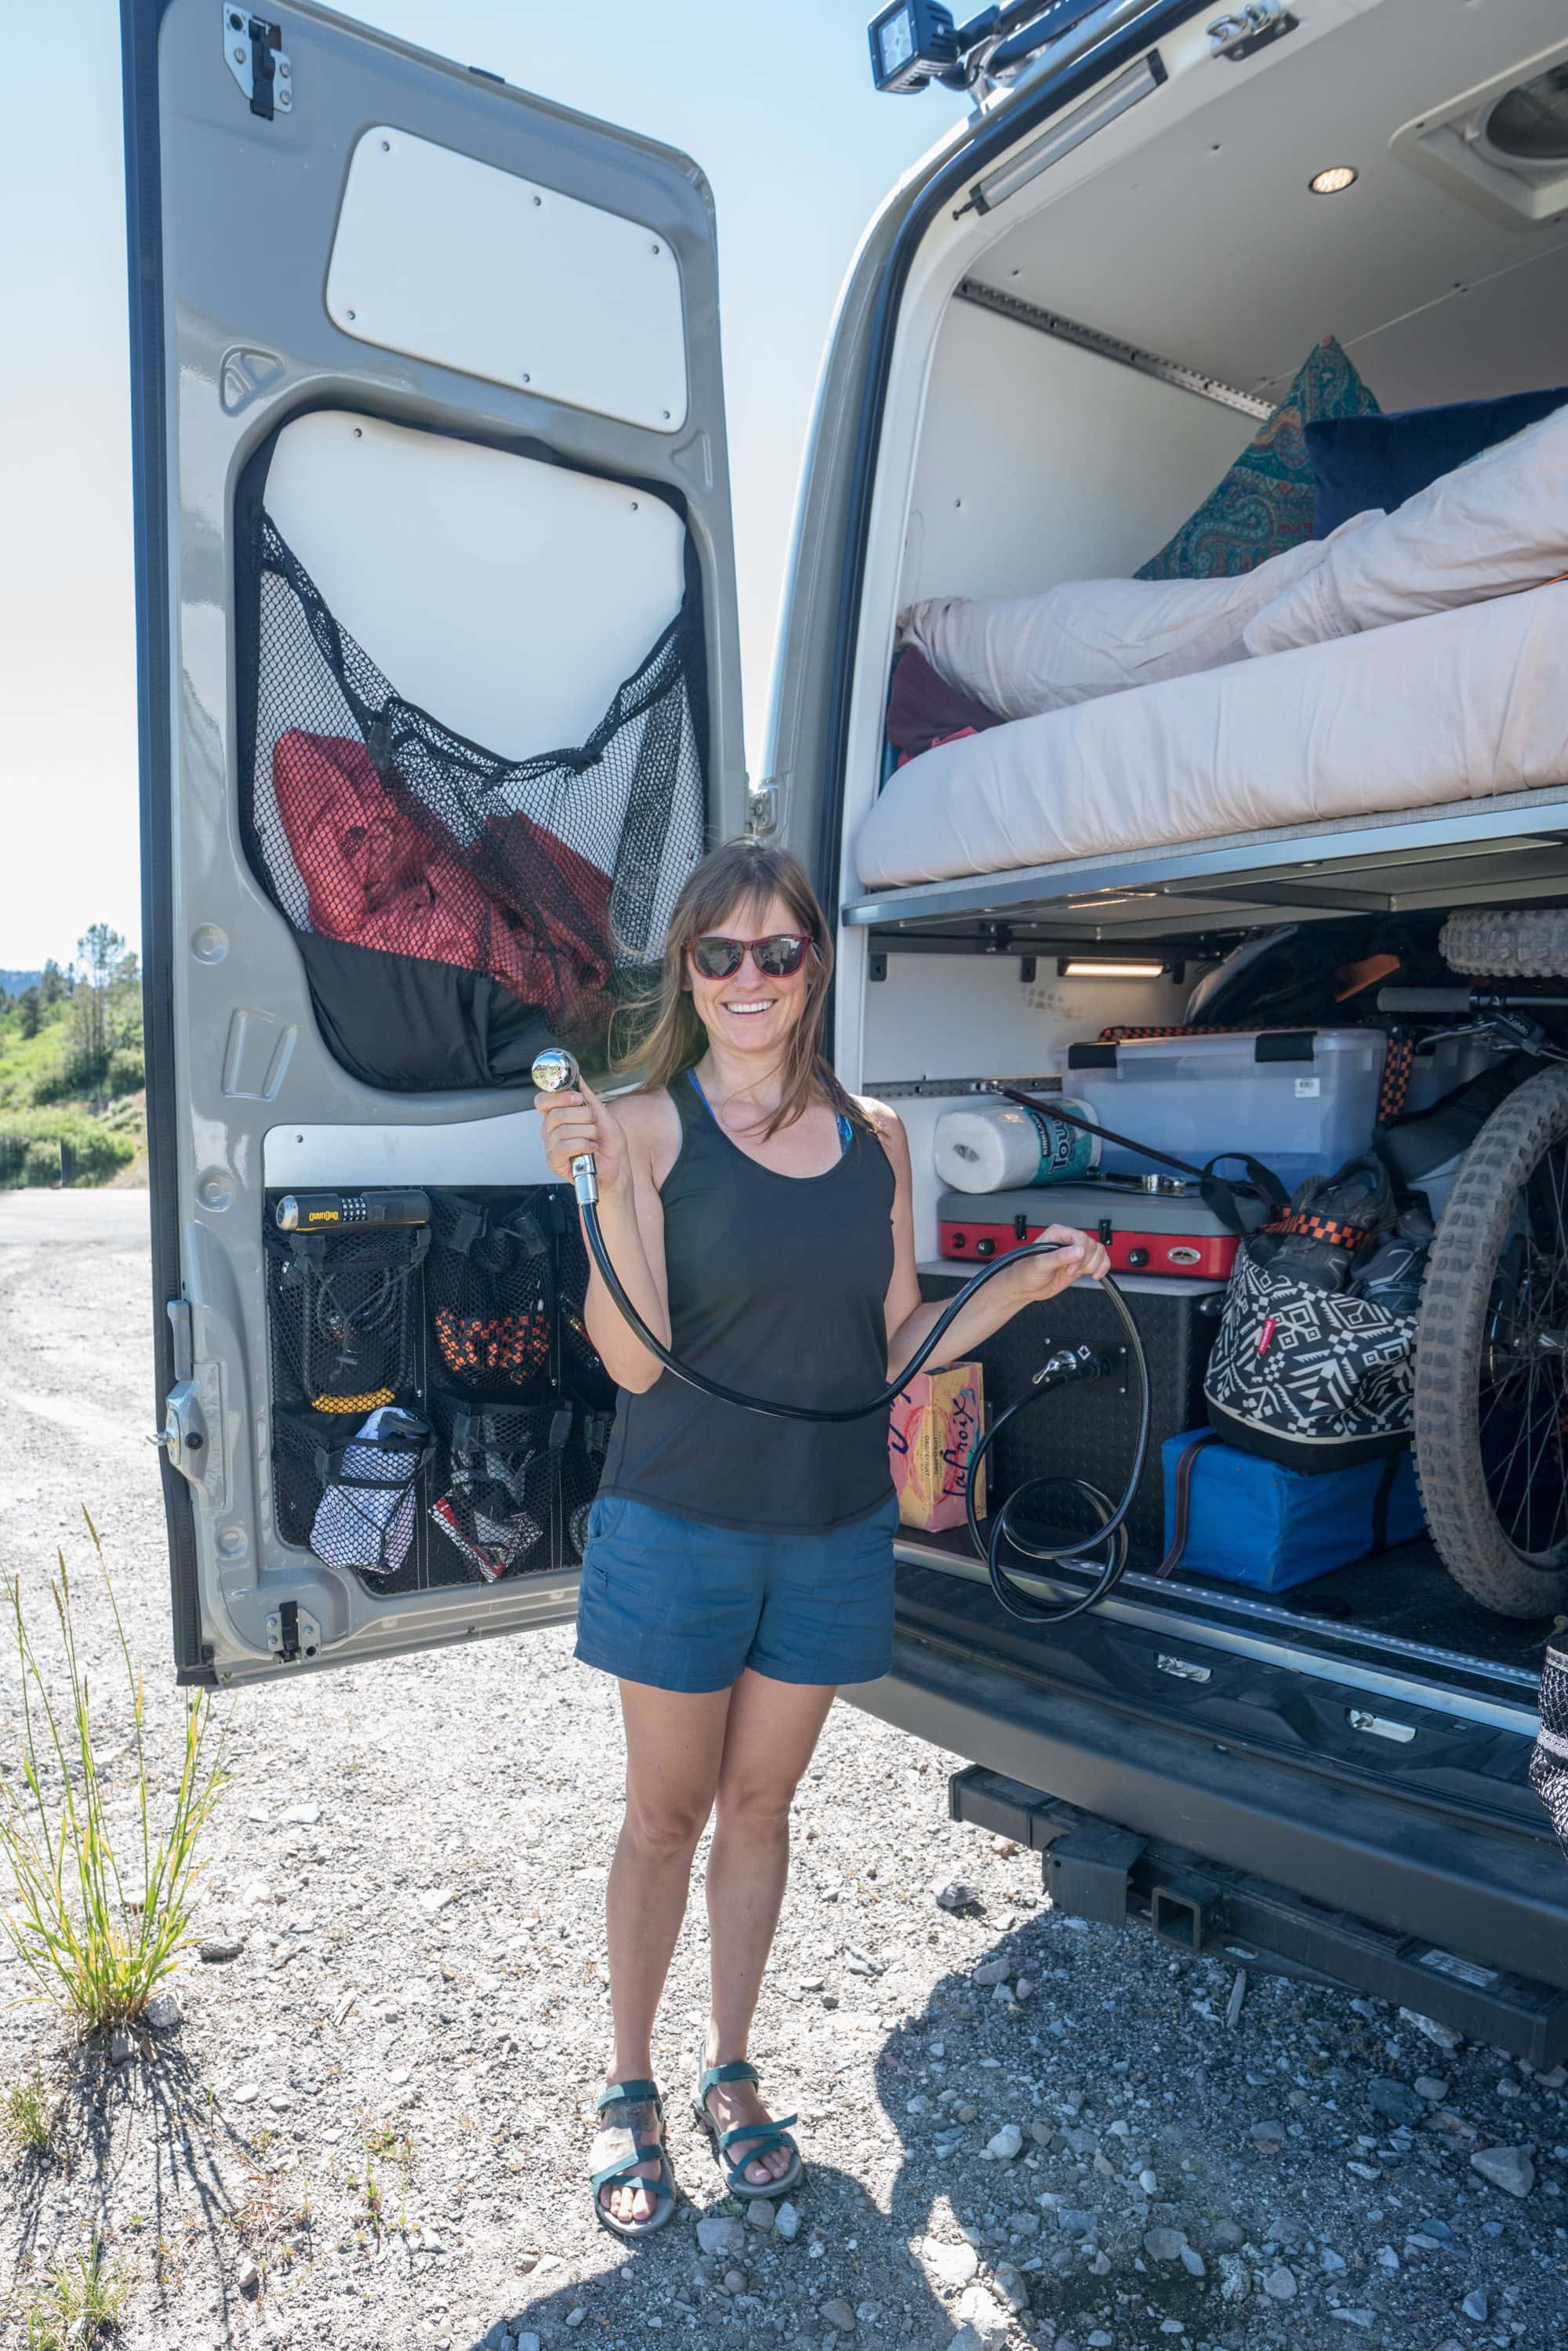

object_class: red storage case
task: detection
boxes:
[937,1178,1270,1282]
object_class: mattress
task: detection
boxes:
[855,577,1568,892]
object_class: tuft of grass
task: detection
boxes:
[22,2238,129,2349]
[2,2066,55,2157]
[0,1513,230,2034]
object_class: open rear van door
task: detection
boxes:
[122,0,743,1685]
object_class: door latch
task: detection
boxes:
[266,1600,322,1663]
[148,1300,228,1508]
[1207,2,1297,63]
[222,6,292,118]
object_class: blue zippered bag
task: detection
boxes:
[1160,1430,1425,1591]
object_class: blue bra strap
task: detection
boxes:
[688,1069,851,1160]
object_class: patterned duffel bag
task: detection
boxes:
[1204,1158,1428,1474]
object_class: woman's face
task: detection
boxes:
[684,890,814,1063]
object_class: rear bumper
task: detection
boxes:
[852,1626,1568,2003]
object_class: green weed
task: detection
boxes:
[0,1514,230,2033]
[21,2238,129,2349]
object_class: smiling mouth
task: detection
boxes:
[723,1000,775,1017]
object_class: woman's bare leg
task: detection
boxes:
[702,1670,837,2186]
[598,1677,730,2224]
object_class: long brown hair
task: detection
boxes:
[611,840,868,1143]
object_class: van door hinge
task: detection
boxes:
[1207,2,1297,62]
[746,779,782,840]
[222,6,292,118]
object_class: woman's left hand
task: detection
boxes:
[1003,1224,1110,1305]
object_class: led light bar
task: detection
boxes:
[1058,958,1167,979]
[960,50,1166,215]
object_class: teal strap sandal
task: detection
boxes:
[692,2055,804,2199]
[590,2077,677,2239]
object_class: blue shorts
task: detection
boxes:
[575,1492,899,1695]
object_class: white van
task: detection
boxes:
[125,0,1568,2058]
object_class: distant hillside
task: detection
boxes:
[0,932,145,1187]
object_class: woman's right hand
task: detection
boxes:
[535,1075,630,1197]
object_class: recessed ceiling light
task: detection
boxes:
[1308,164,1359,195]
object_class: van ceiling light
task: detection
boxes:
[958,52,1167,217]
[1058,957,1167,979]
[1308,164,1357,195]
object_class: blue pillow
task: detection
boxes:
[1308,386,1568,536]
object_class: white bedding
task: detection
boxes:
[897,513,1376,719]
[855,578,1568,892]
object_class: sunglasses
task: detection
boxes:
[689,932,810,981]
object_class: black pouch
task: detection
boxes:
[265,1224,429,1408]
[426,1190,555,1394]
[273,1404,432,1582]
[428,1394,569,1582]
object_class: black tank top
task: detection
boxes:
[596,1072,898,1532]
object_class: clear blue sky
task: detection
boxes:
[0,0,963,972]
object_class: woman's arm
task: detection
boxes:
[871,1101,1110,1381]
[535,1081,673,1394]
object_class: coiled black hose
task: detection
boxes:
[576,1200,1151,1627]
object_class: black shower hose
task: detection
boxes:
[576,1200,1152,1628]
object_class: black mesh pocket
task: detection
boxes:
[561,1397,617,1564]
[557,1212,618,1407]
[266,1224,428,1409]
[237,499,706,1092]
[428,1394,567,1582]
[426,1191,554,1395]
[273,1404,431,1586]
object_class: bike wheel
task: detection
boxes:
[1414,1063,1568,1617]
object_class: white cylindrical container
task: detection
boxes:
[935,1101,1102,1194]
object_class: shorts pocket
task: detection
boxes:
[585,1491,630,1550]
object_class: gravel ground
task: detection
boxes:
[2,1197,1566,2351]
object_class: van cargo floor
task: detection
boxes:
[898,1528,1548,1702]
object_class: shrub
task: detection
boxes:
[0,1514,230,2034]
[0,1109,135,1187]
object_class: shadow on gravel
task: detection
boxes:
[10,2024,292,2343]
[459,2156,971,2351]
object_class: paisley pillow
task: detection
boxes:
[1136,336,1380,581]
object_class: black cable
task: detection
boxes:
[578,1202,1152,1626]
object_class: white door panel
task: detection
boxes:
[325,126,689,431]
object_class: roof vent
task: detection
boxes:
[1391,42,1568,227]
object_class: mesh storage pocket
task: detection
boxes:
[273,1404,430,1585]
[561,1397,617,1564]
[266,1223,428,1409]
[426,1190,555,1393]
[238,501,706,1091]
[428,1394,568,1582]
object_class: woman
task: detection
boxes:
[536,839,1109,2237]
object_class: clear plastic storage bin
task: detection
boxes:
[1065,1030,1388,1193]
